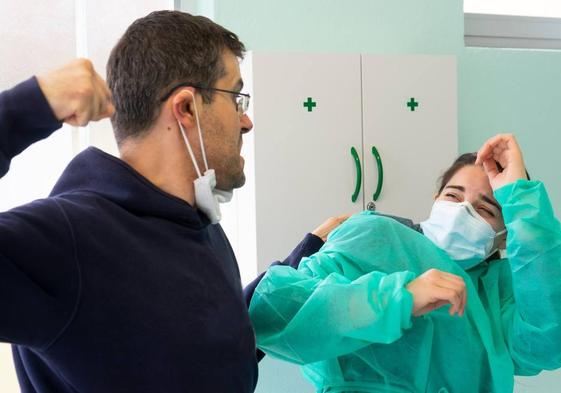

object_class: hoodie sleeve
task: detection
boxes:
[0,197,79,350]
[0,77,62,177]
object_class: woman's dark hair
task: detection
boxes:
[437,153,477,196]
[437,153,531,196]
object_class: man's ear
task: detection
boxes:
[171,88,198,128]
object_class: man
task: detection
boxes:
[0,11,339,393]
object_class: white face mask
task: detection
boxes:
[177,91,232,224]
[420,200,506,270]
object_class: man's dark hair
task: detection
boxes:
[106,10,245,145]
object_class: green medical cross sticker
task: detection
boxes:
[407,97,419,112]
[303,97,317,112]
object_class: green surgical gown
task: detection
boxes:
[249,180,561,393]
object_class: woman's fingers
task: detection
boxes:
[407,269,467,317]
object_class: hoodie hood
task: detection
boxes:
[50,147,210,228]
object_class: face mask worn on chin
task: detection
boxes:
[420,200,506,270]
[177,91,232,224]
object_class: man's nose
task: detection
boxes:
[240,113,253,134]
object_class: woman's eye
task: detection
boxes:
[478,207,495,218]
[445,193,459,200]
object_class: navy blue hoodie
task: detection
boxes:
[0,77,323,393]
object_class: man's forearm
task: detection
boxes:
[0,77,62,177]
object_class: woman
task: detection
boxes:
[249,134,561,393]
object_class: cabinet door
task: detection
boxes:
[240,53,363,273]
[361,55,458,223]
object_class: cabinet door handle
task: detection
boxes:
[350,146,362,203]
[371,146,383,201]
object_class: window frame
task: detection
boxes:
[465,13,561,50]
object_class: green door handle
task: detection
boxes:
[371,146,383,201]
[351,147,362,203]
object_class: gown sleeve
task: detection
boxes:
[249,231,416,365]
[496,180,561,375]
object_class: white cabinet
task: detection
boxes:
[237,53,364,274]
[361,55,457,222]
[232,52,457,275]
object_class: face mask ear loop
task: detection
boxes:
[462,201,496,231]
[485,225,508,260]
[460,201,478,219]
[178,121,203,179]
[188,90,210,173]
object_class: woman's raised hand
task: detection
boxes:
[475,134,527,190]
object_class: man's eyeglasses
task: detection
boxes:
[160,83,250,117]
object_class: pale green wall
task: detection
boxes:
[213,0,463,54]
[198,0,561,212]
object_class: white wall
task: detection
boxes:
[0,1,76,389]
[0,1,173,391]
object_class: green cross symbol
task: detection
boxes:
[407,97,419,112]
[303,97,317,112]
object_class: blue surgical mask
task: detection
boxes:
[420,200,506,270]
